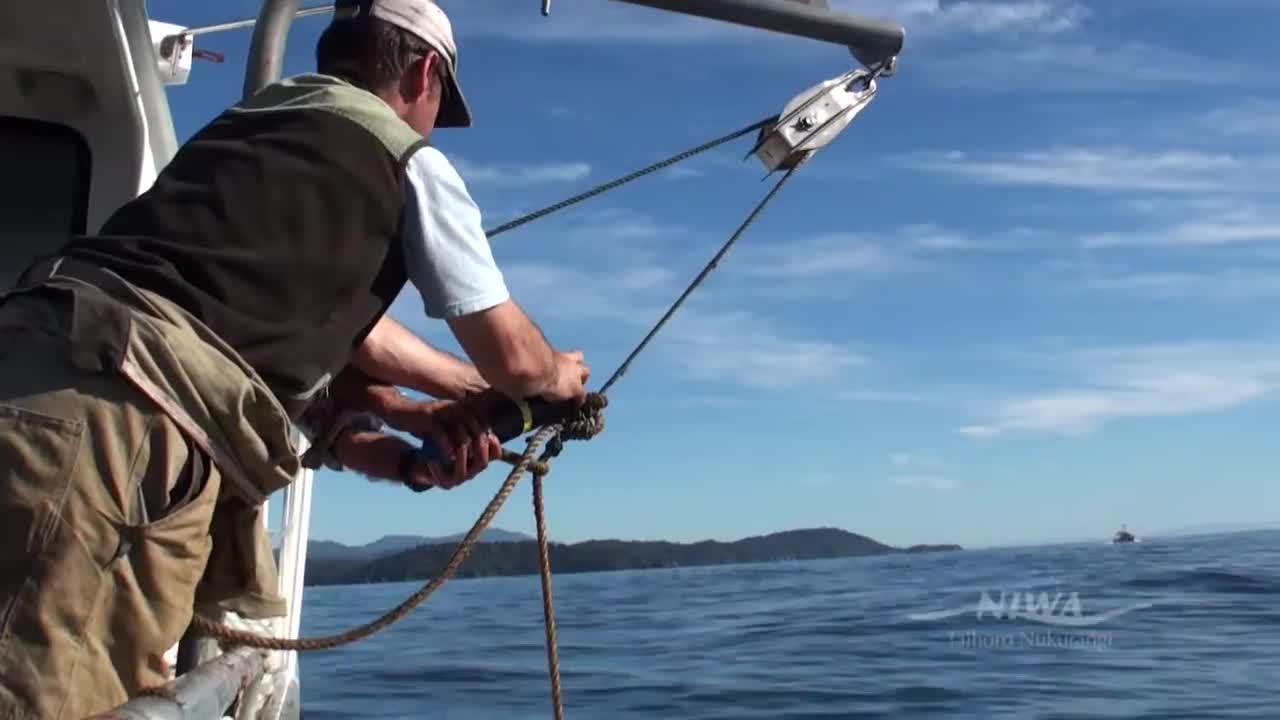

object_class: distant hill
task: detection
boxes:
[307,528,534,562]
[303,527,962,587]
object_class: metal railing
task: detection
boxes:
[87,649,266,720]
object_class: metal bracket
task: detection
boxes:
[150,21,228,88]
[149,21,194,86]
[749,67,879,173]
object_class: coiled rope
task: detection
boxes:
[190,111,805,720]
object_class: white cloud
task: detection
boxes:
[890,452,943,469]
[670,393,747,409]
[959,341,1280,437]
[890,474,961,492]
[501,261,657,324]
[487,206,689,265]
[672,309,868,390]
[910,229,981,251]
[988,197,1280,263]
[725,224,1065,288]
[916,225,1061,255]
[1201,99,1280,139]
[1075,268,1280,302]
[848,2,1267,94]
[615,265,676,290]
[1080,221,1280,249]
[900,147,1257,193]
[500,259,868,391]
[1053,200,1280,252]
[452,158,591,185]
[735,233,908,280]
[841,388,933,404]
[1080,198,1280,249]
[957,424,1001,438]
[553,207,684,245]
[843,0,1088,36]
[664,166,705,180]
[1117,195,1254,220]
[928,41,1253,92]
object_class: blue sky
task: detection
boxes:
[149,0,1280,549]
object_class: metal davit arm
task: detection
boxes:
[609,0,905,69]
[242,0,301,99]
[228,0,906,83]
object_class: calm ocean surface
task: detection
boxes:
[298,530,1279,719]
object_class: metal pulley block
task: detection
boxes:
[750,67,879,173]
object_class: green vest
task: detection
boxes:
[233,72,424,161]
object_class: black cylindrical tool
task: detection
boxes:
[413,395,581,465]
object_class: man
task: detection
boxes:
[0,0,587,717]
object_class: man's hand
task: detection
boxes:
[382,395,504,487]
[321,366,503,489]
[331,429,499,490]
[540,350,591,404]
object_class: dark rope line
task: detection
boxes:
[484,114,780,239]
[600,163,801,394]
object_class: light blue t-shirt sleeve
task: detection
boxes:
[400,145,510,319]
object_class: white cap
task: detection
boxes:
[332,0,472,128]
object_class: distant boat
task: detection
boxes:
[1112,524,1138,544]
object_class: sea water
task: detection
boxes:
[298,529,1279,718]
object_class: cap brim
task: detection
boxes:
[435,69,472,128]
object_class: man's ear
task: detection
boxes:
[424,52,445,100]
[402,51,437,101]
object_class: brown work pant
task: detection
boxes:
[0,290,221,720]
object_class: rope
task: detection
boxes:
[189,112,806,718]
[532,471,563,720]
[190,423,565,650]
[599,163,801,393]
[427,116,779,480]
[483,114,779,239]
[189,394,606,651]
[520,165,801,717]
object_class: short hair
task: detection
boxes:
[315,15,444,94]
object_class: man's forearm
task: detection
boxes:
[447,300,559,400]
[352,315,488,400]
